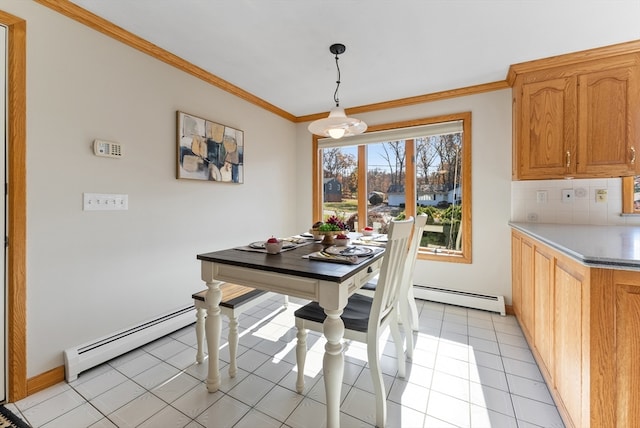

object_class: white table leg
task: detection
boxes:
[323,308,344,428]
[195,306,206,364]
[227,314,239,377]
[205,280,222,392]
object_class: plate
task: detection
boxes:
[324,246,374,257]
[249,241,296,249]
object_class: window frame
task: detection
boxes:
[622,175,640,214]
[312,112,472,264]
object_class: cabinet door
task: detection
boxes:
[511,233,522,318]
[613,271,640,427]
[534,247,553,371]
[518,77,577,179]
[520,237,535,339]
[577,65,640,176]
[554,259,587,428]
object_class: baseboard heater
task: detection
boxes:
[413,285,506,316]
[64,305,196,382]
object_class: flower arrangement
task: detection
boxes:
[323,215,348,231]
[311,216,348,244]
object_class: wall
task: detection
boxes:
[0,1,296,377]
[295,89,514,305]
[511,178,640,226]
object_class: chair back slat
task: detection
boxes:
[400,214,429,295]
[368,217,414,332]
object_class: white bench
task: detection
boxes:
[192,284,287,377]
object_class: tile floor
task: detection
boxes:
[6,296,565,427]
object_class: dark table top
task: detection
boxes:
[197,243,384,282]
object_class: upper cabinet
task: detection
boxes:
[509,42,640,180]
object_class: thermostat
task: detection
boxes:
[93,139,123,158]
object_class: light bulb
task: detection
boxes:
[328,127,346,139]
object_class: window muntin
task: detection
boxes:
[313,113,472,263]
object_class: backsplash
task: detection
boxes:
[511,178,640,226]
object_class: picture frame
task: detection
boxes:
[176,111,244,183]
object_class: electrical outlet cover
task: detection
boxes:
[562,189,574,203]
[596,189,608,203]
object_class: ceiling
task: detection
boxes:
[68,0,640,119]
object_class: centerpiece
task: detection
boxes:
[310,215,348,245]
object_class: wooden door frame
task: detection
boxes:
[0,10,27,402]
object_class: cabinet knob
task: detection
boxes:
[566,151,571,168]
[631,147,636,165]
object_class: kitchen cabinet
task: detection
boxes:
[610,270,640,427]
[512,232,534,338]
[511,229,639,428]
[533,245,554,373]
[552,254,588,428]
[511,51,640,180]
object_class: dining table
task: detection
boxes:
[197,238,384,428]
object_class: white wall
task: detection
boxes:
[295,89,514,305]
[1,1,297,377]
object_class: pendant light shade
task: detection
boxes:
[308,44,367,139]
[308,106,367,139]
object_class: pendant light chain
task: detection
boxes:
[333,52,341,107]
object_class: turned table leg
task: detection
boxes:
[205,281,222,392]
[323,308,345,428]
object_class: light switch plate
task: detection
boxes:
[83,193,128,211]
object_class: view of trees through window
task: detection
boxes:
[321,132,463,254]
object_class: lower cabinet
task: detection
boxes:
[553,256,588,428]
[511,230,639,428]
[612,270,640,427]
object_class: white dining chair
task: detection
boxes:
[294,217,414,428]
[357,213,428,358]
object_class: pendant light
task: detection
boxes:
[308,43,367,139]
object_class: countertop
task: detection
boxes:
[509,222,640,270]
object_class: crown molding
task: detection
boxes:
[506,39,640,86]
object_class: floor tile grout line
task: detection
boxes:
[11,300,565,428]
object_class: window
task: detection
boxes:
[622,175,640,214]
[312,112,471,263]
